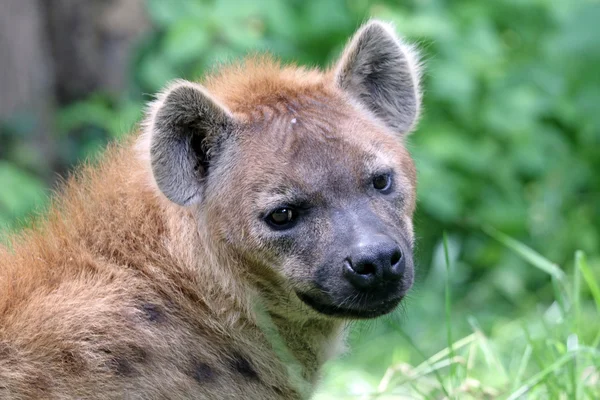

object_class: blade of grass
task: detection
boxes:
[484,224,571,393]
[467,316,508,381]
[576,251,600,314]
[442,232,456,393]
[415,356,464,378]
[374,364,431,400]
[465,341,477,378]
[378,334,479,398]
[521,322,564,397]
[593,331,600,349]
[573,253,582,331]
[412,333,477,374]
[540,308,571,396]
[576,250,600,347]
[506,352,575,400]
[567,334,580,400]
[391,325,451,399]
[551,275,568,319]
[381,357,465,399]
[512,344,532,392]
[483,226,565,281]
[572,251,582,400]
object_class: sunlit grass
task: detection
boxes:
[315,230,600,400]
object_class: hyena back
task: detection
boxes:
[0,20,421,399]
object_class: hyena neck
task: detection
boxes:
[245,274,348,385]
[252,298,347,395]
[265,308,346,380]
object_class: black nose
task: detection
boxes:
[343,236,404,290]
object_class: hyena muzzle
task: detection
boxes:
[0,20,421,399]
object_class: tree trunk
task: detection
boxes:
[0,0,148,184]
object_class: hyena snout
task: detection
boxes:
[343,234,405,291]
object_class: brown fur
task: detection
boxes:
[0,21,421,399]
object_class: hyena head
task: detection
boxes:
[146,21,421,319]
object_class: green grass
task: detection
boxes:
[315,230,600,399]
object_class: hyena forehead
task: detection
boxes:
[237,91,387,158]
[235,100,416,203]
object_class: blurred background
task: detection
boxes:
[1,0,599,398]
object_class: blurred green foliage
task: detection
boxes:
[1,0,599,396]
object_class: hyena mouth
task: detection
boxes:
[295,290,403,319]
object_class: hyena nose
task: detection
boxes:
[343,238,404,290]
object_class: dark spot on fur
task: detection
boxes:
[194,362,215,383]
[60,349,86,372]
[0,343,16,367]
[101,344,147,377]
[111,357,134,376]
[0,342,11,358]
[130,344,148,363]
[230,352,259,380]
[142,303,163,322]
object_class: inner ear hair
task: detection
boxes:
[147,80,234,206]
[334,20,422,135]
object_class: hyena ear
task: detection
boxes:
[334,20,422,135]
[147,80,234,206]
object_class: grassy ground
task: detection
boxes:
[315,230,600,399]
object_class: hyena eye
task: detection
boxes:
[372,173,392,193]
[266,207,298,230]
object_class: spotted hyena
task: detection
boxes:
[0,20,421,399]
